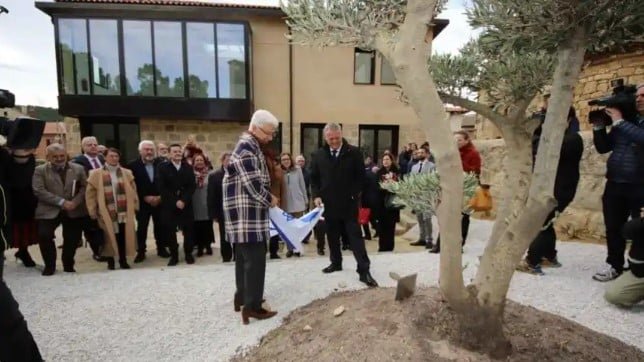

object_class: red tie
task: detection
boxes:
[91,158,100,169]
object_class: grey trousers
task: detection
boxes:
[235,242,267,311]
[416,212,433,242]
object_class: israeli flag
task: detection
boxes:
[269,207,324,253]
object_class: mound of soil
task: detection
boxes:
[235,287,643,361]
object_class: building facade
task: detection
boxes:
[36,0,449,163]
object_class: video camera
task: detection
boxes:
[588,81,638,126]
[0,89,46,150]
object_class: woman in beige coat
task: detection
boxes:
[86,148,139,270]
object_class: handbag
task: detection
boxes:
[385,194,404,210]
[468,186,493,212]
[358,208,371,225]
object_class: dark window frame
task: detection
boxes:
[79,116,140,164]
[358,124,399,162]
[300,123,325,158]
[53,15,251,100]
[353,48,375,85]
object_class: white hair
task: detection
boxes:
[295,154,305,161]
[46,143,65,156]
[637,83,644,90]
[81,136,97,147]
[323,123,342,134]
[138,140,156,151]
[250,109,279,129]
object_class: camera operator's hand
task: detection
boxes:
[605,107,624,123]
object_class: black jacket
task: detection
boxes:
[72,154,105,175]
[310,140,364,220]
[207,167,225,221]
[0,150,35,250]
[361,170,380,210]
[127,157,162,208]
[375,166,401,222]
[156,160,196,224]
[593,117,644,184]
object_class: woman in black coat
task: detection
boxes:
[375,154,400,252]
[10,156,37,267]
[207,152,233,262]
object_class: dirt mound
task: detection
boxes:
[234,287,643,361]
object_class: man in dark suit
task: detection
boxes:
[310,123,378,287]
[71,136,105,260]
[157,143,197,266]
[127,140,169,263]
[207,152,233,262]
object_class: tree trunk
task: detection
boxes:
[472,26,588,340]
[377,0,469,308]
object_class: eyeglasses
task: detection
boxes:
[257,126,276,137]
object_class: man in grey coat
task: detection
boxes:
[409,147,435,249]
[33,144,89,276]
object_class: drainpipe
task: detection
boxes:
[288,26,294,154]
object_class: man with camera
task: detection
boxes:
[590,84,644,282]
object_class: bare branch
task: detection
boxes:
[438,92,507,129]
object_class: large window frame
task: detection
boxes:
[54,16,251,100]
[353,48,375,85]
[358,124,399,162]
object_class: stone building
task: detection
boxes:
[36,0,450,163]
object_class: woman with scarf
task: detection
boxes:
[192,153,215,256]
[375,154,401,252]
[279,152,308,257]
[86,148,138,270]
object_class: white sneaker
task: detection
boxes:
[592,267,621,282]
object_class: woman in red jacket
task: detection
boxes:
[429,131,482,253]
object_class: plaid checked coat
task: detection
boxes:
[223,132,272,243]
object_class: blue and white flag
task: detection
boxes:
[269,207,324,253]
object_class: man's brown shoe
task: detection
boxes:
[241,307,277,325]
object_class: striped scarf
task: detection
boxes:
[102,166,127,224]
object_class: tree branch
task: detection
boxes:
[438,92,508,129]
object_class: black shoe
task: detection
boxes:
[157,249,171,258]
[196,249,204,257]
[294,252,301,257]
[317,249,325,256]
[107,258,115,270]
[134,253,146,263]
[425,242,434,250]
[270,254,281,260]
[286,250,294,258]
[206,247,213,255]
[119,260,131,269]
[42,267,55,276]
[429,246,440,254]
[186,254,195,264]
[63,266,76,273]
[302,240,309,244]
[359,272,378,287]
[93,255,110,262]
[322,264,342,274]
[342,245,350,251]
[15,250,36,267]
[168,257,178,266]
[410,240,427,246]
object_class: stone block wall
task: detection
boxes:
[474,131,608,242]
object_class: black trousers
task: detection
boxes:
[435,213,470,249]
[115,223,127,262]
[0,257,43,362]
[135,205,164,254]
[602,181,644,272]
[314,220,327,252]
[81,217,102,256]
[235,242,266,311]
[378,214,396,252]
[217,219,234,262]
[526,196,572,266]
[326,218,371,273]
[37,214,83,270]
[267,235,280,256]
[166,221,194,257]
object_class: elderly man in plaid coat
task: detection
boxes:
[223,109,280,325]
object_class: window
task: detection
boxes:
[58,18,90,94]
[186,23,217,98]
[354,48,375,84]
[380,58,396,85]
[217,23,247,98]
[123,20,153,96]
[89,19,120,95]
[79,117,140,164]
[301,123,326,160]
[359,125,399,162]
[153,21,184,97]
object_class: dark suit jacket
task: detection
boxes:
[156,160,196,225]
[207,167,225,221]
[310,140,365,220]
[127,157,162,210]
[1,151,36,249]
[72,154,105,175]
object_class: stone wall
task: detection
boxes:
[474,131,608,242]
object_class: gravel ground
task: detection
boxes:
[3,219,643,361]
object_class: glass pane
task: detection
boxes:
[376,130,393,159]
[123,21,153,96]
[58,19,89,95]
[186,23,216,98]
[92,124,116,148]
[302,127,321,160]
[118,123,140,163]
[153,21,184,97]
[354,50,373,84]
[89,19,120,95]
[217,23,246,99]
[359,129,375,160]
[380,58,396,85]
